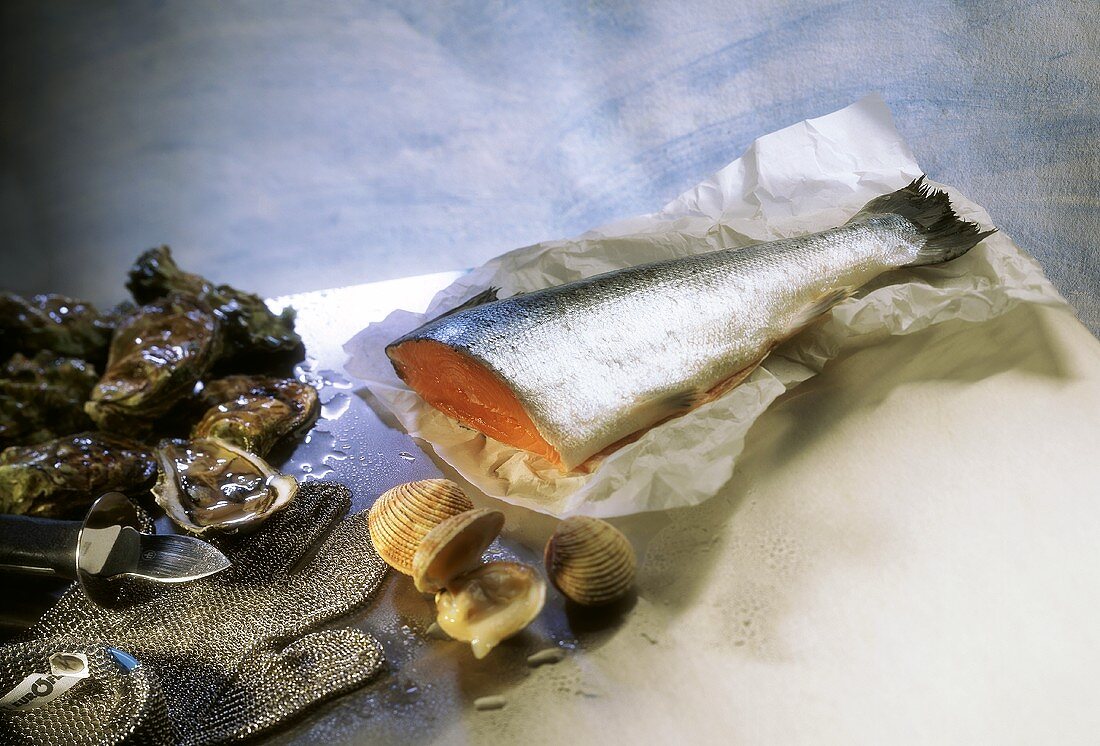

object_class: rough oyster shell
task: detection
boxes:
[0,292,113,362]
[412,508,505,593]
[544,516,636,606]
[127,246,301,361]
[367,479,474,575]
[152,437,297,535]
[86,294,222,432]
[0,353,98,448]
[435,562,546,659]
[0,432,156,518]
[191,375,319,456]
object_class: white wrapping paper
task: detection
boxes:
[344,94,1067,518]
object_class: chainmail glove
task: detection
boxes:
[0,481,388,746]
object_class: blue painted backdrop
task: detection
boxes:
[1,1,1097,331]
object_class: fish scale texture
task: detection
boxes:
[0,482,388,746]
[395,210,930,470]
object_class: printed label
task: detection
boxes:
[0,671,84,712]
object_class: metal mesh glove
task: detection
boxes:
[0,481,388,746]
[0,639,171,745]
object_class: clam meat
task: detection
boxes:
[435,562,547,660]
[85,294,221,431]
[191,375,319,456]
[152,437,297,535]
[0,432,156,518]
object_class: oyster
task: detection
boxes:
[0,432,157,517]
[0,292,113,361]
[152,437,298,535]
[0,353,98,447]
[127,246,301,361]
[435,562,547,659]
[85,294,221,432]
[191,375,319,456]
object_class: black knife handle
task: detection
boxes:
[0,514,81,579]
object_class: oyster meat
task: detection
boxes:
[0,352,98,447]
[127,246,301,361]
[153,437,298,535]
[0,292,113,361]
[0,432,157,517]
[191,375,319,456]
[85,294,221,431]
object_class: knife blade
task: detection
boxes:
[0,492,230,606]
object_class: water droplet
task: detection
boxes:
[320,393,351,420]
[398,452,416,461]
[318,369,353,389]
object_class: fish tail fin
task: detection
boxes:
[851,176,996,266]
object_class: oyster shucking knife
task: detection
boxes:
[0,492,230,606]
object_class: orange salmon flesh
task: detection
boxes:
[388,339,565,467]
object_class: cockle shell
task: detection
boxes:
[367,479,474,575]
[412,508,505,593]
[435,561,547,659]
[544,516,636,606]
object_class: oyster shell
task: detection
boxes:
[0,292,113,361]
[435,562,547,659]
[544,516,636,606]
[152,437,298,535]
[0,353,98,447]
[0,432,156,518]
[412,508,505,593]
[191,375,319,456]
[85,294,221,432]
[127,246,301,362]
[367,479,474,575]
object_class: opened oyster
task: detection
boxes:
[0,353,98,447]
[153,437,298,535]
[127,246,301,361]
[0,432,157,517]
[0,292,113,361]
[85,294,221,431]
[191,375,319,456]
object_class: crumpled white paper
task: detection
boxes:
[344,94,1068,518]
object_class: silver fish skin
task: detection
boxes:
[388,178,992,471]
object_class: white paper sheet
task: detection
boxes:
[344,94,1068,518]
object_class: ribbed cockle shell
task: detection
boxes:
[412,508,504,593]
[367,479,474,575]
[544,516,636,606]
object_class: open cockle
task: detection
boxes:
[367,479,474,575]
[436,562,546,660]
[404,505,545,659]
[544,516,636,606]
[412,508,505,593]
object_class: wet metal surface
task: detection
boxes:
[261,273,630,743]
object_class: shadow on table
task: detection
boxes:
[618,301,1075,655]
